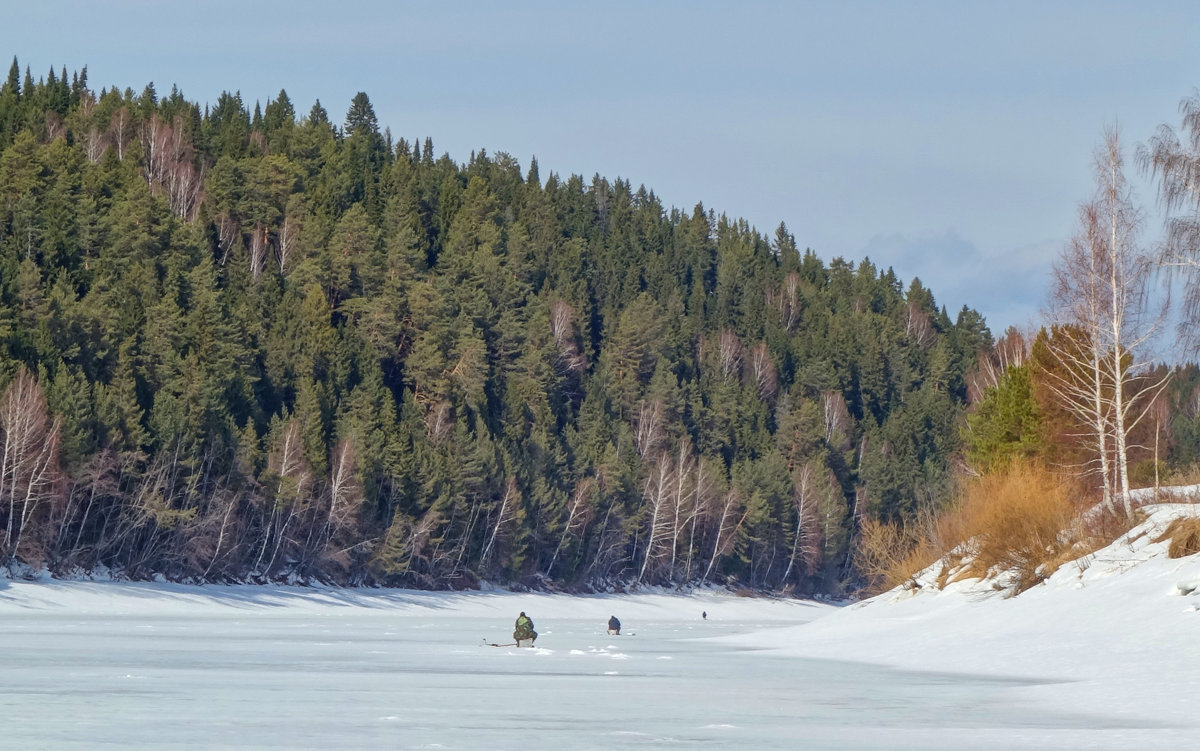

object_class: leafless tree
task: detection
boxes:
[141,114,203,220]
[109,106,131,161]
[666,437,697,580]
[1147,387,1171,491]
[683,458,718,581]
[85,127,109,163]
[749,342,778,401]
[781,271,802,332]
[142,115,164,186]
[216,212,241,266]
[248,223,269,281]
[424,400,454,444]
[199,482,250,580]
[782,462,823,584]
[967,328,1030,403]
[254,418,313,575]
[1184,381,1200,422]
[76,90,108,162]
[547,476,596,576]
[481,476,519,569]
[0,368,63,567]
[903,300,935,349]
[703,488,747,583]
[106,449,203,577]
[718,329,743,381]
[550,300,587,373]
[1047,128,1167,516]
[1141,91,1200,351]
[638,452,675,582]
[45,112,65,142]
[821,391,852,449]
[319,437,365,571]
[375,507,443,586]
[633,399,666,458]
[277,207,303,277]
[51,447,118,568]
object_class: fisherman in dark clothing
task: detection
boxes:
[607,615,621,635]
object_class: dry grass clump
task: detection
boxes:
[1163,463,1200,487]
[1153,517,1200,559]
[946,461,1083,594]
[856,461,1109,597]
[855,516,941,594]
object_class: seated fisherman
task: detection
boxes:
[514,612,537,646]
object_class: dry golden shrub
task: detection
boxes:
[946,461,1081,593]
[1153,517,1200,559]
[854,516,940,595]
[855,460,1117,597]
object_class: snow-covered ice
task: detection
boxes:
[2,503,1199,749]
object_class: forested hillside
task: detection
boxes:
[0,60,995,591]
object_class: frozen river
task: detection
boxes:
[0,582,1174,750]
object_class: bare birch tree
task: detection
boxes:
[550,300,587,373]
[248,223,269,281]
[109,106,130,161]
[141,114,203,219]
[684,458,718,581]
[749,342,779,402]
[277,205,303,277]
[199,483,249,580]
[547,476,596,576]
[781,270,802,332]
[633,399,665,458]
[667,437,697,581]
[638,452,675,582]
[820,390,853,453]
[1141,91,1200,351]
[255,417,313,574]
[0,368,63,567]
[967,328,1030,404]
[216,212,241,266]
[1047,128,1166,516]
[782,462,823,584]
[84,126,109,163]
[703,488,746,583]
[903,300,935,349]
[320,438,365,571]
[718,329,743,381]
[480,476,520,569]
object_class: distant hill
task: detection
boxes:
[0,60,992,591]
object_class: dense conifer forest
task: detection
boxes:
[9,59,1195,593]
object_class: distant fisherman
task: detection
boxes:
[607,615,621,635]
[514,612,537,647]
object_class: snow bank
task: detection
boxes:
[0,576,828,624]
[727,501,1200,724]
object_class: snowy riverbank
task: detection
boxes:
[728,502,1200,735]
[0,576,826,623]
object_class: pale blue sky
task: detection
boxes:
[6,1,1200,335]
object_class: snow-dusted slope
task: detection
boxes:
[731,501,1200,729]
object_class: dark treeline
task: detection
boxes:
[0,59,994,592]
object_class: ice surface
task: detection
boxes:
[2,504,1199,749]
